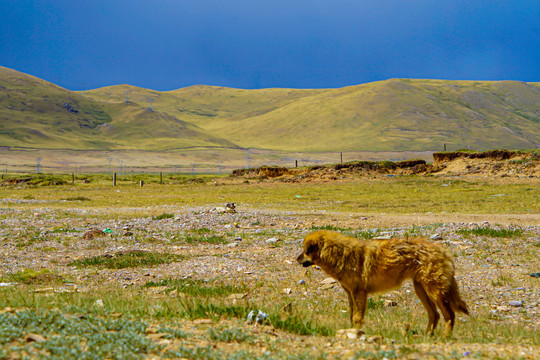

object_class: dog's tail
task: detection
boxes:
[448,277,469,315]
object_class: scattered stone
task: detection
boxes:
[227,293,248,301]
[147,333,169,341]
[82,229,107,240]
[384,300,398,307]
[283,288,292,294]
[509,300,523,307]
[530,272,540,278]
[336,328,365,339]
[24,333,45,343]
[246,310,268,325]
[93,299,104,308]
[299,279,305,285]
[320,277,338,285]
[430,233,443,240]
[213,203,236,214]
[265,237,280,244]
[193,319,213,325]
[373,233,393,240]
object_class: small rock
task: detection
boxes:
[234,236,242,241]
[367,335,383,343]
[373,234,393,240]
[266,237,279,244]
[320,277,338,285]
[336,328,365,339]
[430,233,443,240]
[299,279,305,285]
[227,293,248,300]
[147,333,169,341]
[509,300,523,307]
[283,288,292,295]
[227,242,238,248]
[193,319,213,325]
[530,272,540,278]
[93,299,104,308]
[24,333,45,343]
[384,300,398,307]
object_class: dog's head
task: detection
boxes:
[296,232,323,267]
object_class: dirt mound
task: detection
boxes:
[432,150,540,177]
[433,150,517,163]
[230,150,539,182]
[230,160,429,182]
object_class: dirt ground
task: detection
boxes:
[0,205,538,359]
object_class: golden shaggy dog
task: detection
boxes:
[297,230,469,335]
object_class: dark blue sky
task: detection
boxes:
[1,0,539,90]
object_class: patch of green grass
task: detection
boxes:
[63,196,91,201]
[49,227,76,233]
[68,250,184,269]
[1,269,64,285]
[178,300,248,321]
[0,308,161,359]
[268,314,334,336]
[184,234,229,245]
[208,326,254,343]
[367,297,385,310]
[309,226,375,240]
[145,278,248,297]
[456,227,524,238]
[152,213,175,220]
[310,225,352,232]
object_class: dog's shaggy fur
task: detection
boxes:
[297,230,469,335]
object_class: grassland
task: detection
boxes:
[2,66,539,155]
[0,173,539,359]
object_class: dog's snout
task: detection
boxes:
[297,252,313,267]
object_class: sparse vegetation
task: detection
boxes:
[0,172,538,359]
[457,227,524,238]
[152,213,175,220]
[68,251,184,269]
[144,278,248,298]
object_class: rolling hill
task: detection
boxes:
[1,66,539,153]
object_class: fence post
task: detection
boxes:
[139,180,144,187]
[72,173,75,185]
[340,152,343,163]
[295,160,298,168]
[113,172,117,186]
[160,172,163,184]
[444,143,447,151]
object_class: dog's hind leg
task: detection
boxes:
[435,295,456,336]
[413,281,440,335]
[351,289,368,329]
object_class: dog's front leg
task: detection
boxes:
[341,285,354,324]
[351,289,368,329]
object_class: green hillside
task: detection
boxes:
[0,67,240,150]
[1,66,539,152]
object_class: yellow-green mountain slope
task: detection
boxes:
[1,66,539,152]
